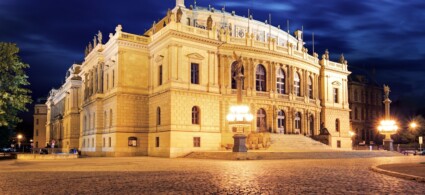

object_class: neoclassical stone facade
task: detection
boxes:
[43,0,352,157]
[348,72,383,145]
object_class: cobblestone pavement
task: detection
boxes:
[0,156,425,194]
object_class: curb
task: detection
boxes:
[370,165,425,183]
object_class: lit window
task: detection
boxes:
[192,106,200,124]
[191,63,199,84]
[193,137,201,147]
[308,77,313,99]
[256,108,267,132]
[157,107,161,125]
[336,119,340,132]
[276,69,285,94]
[333,88,339,103]
[294,73,300,96]
[277,110,285,134]
[256,65,266,91]
[295,112,301,130]
[128,137,137,147]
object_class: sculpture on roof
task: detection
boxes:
[97,31,103,44]
[207,15,213,30]
[167,9,172,23]
[176,7,183,23]
[93,36,97,47]
[339,53,345,64]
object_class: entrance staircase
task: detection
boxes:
[268,134,335,152]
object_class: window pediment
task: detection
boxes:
[332,81,341,86]
[187,53,204,60]
[155,55,164,63]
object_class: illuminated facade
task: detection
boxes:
[44,0,352,157]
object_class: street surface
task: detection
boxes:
[0,156,424,194]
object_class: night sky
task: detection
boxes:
[1,0,425,133]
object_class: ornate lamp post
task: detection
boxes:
[226,52,254,152]
[377,85,398,151]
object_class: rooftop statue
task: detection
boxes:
[176,7,183,23]
[97,31,103,44]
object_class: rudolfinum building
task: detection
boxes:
[42,0,352,157]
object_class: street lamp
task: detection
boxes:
[377,85,398,151]
[409,122,417,129]
[349,131,356,149]
[17,134,23,153]
[226,52,254,152]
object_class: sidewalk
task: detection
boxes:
[371,162,425,183]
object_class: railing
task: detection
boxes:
[278,94,290,100]
[256,91,269,97]
[231,89,247,95]
[230,37,246,45]
[253,40,267,48]
[309,99,316,104]
[296,96,304,101]
[293,50,304,58]
[276,45,288,53]
[120,32,150,44]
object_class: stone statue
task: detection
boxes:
[167,9,172,23]
[97,31,103,44]
[384,85,390,99]
[325,49,329,60]
[84,46,88,57]
[176,7,183,23]
[93,36,97,47]
[152,21,156,33]
[232,51,244,77]
[339,53,345,64]
[88,42,93,52]
[115,24,123,33]
[207,15,213,30]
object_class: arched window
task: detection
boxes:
[192,106,200,124]
[308,76,313,99]
[256,64,266,91]
[256,108,267,132]
[309,115,314,135]
[231,61,244,89]
[294,72,301,96]
[157,107,161,125]
[276,69,285,94]
[336,119,340,132]
[294,112,301,132]
[109,109,113,127]
[277,110,285,134]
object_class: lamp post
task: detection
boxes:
[349,131,356,150]
[409,121,422,151]
[17,134,23,153]
[377,85,398,151]
[226,52,254,152]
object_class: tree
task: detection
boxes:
[0,42,32,128]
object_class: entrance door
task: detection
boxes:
[277,110,286,134]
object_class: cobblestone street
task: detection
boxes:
[0,156,424,194]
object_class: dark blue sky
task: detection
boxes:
[1,0,425,108]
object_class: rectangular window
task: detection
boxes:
[112,70,115,88]
[128,137,137,147]
[337,140,341,148]
[156,137,160,147]
[36,130,39,136]
[193,137,201,147]
[191,63,199,84]
[109,137,111,147]
[158,65,163,85]
[333,88,339,103]
[36,119,39,125]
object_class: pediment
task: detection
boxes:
[155,55,164,63]
[187,53,204,60]
[332,81,341,86]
